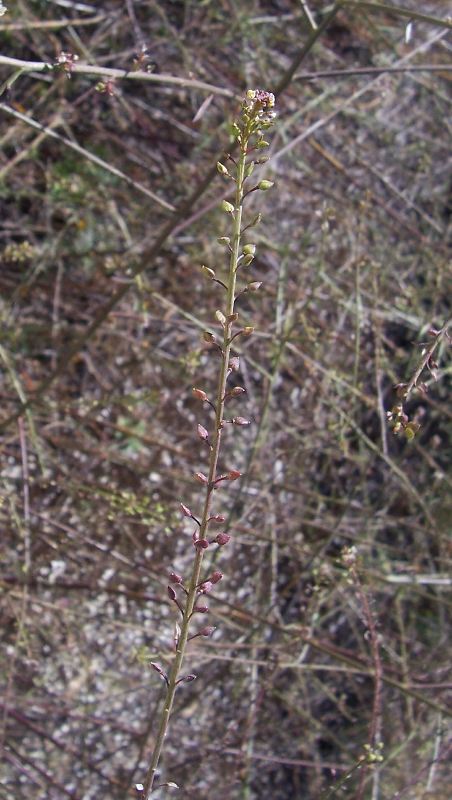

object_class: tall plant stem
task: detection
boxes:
[142,142,247,799]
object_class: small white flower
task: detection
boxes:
[0,4,8,16]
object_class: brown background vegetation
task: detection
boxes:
[0,1,451,798]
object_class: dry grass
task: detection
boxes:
[1,2,451,798]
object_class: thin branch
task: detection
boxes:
[0,104,175,211]
[0,14,107,31]
[295,64,452,81]
[342,1,452,29]
[0,55,237,99]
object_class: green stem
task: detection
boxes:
[142,139,247,799]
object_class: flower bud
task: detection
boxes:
[180,503,193,518]
[210,570,223,583]
[195,472,208,484]
[229,357,240,371]
[192,388,208,401]
[169,571,183,584]
[199,581,213,594]
[218,236,230,246]
[243,244,256,256]
[230,386,245,397]
[215,310,226,326]
[243,327,254,336]
[167,585,177,601]
[215,532,231,546]
[247,281,262,292]
[202,331,216,345]
[232,417,250,426]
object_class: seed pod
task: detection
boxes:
[194,538,209,550]
[197,424,209,441]
[201,265,216,280]
[242,254,254,267]
[198,626,216,637]
[227,470,242,481]
[221,200,234,214]
[216,161,229,176]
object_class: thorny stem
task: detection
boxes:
[141,91,275,797]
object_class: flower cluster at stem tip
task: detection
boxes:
[234,89,276,147]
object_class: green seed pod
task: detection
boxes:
[201,265,216,279]
[243,244,256,256]
[258,180,274,190]
[248,213,262,228]
[216,162,230,177]
[221,200,235,214]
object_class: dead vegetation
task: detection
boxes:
[0,2,451,798]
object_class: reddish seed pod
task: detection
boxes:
[192,388,208,401]
[209,514,226,523]
[215,532,231,546]
[198,581,213,594]
[167,585,177,601]
[194,539,209,550]
[227,470,242,481]
[195,472,208,484]
[177,674,197,684]
[194,605,209,614]
[180,503,193,518]
[198,626,216,637]
[197,424,209,440]
[210,571,223,584]
[169,572,183,584]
